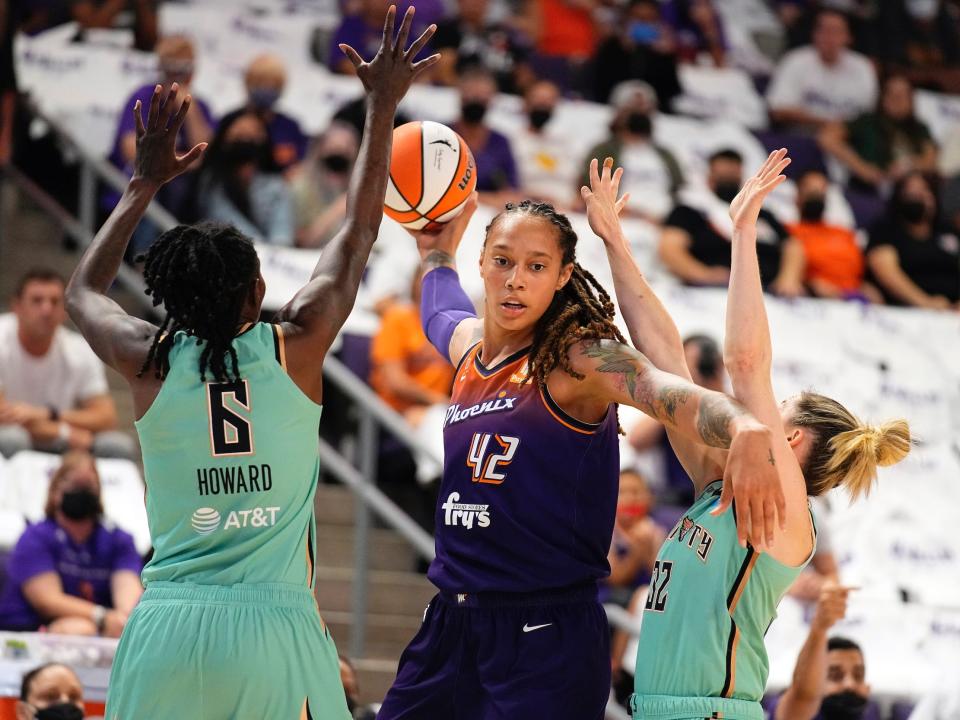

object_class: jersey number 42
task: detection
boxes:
[466,433,519,484]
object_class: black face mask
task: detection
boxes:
[899,198,928,224]
[528,108,552,130]
[60,489,99,521]
[33,702,85,720]
[322,154,351,174]
[800,196,826,222]
[626,111,652,136]
[819,690,868,720]
[221,140,264,166]
[714,181,741,203]
[461,101,488,125]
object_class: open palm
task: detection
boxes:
[729,148,791,229]
[581,157,630,242]
[133,83,206,187]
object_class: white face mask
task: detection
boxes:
[906,0,939,20]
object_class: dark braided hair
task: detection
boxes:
[485,201,626,389]
[137,222,260,383]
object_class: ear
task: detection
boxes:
[785,426,804,448]
[556,262,574,291]
[478,247,486,278]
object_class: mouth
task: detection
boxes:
[500,300,527,317]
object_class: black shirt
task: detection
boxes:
[665,205,789,288]
[433,19,530,95]
[867,221,960,304]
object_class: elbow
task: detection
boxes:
[723,348,771,378]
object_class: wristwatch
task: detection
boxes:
[48,405,60,422]
[91,604,107,634]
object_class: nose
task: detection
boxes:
[505,267,525,291]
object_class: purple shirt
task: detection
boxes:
[0,519,143,630]
[327,0,441,71]
[456,125,519,192]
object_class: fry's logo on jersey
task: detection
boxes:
[190,506,281,534]
[441,492,491,529]
[444,396,518,428]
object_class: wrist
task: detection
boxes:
[57,422,71,442]
[90,604,107,634]
[47,405,59,422]
[127,175,162,195]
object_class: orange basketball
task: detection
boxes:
[384,121,477,231]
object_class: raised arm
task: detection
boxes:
[66,85,206,382]
[274,7,439,399]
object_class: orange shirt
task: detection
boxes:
[788,222,864,292]
[537,0,596,59]
[370,303,454,414]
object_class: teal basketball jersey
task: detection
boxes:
[135,322,323,588]
[632,480,815,712]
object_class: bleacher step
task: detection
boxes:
[315,566,435,617]
[314,525,419,571]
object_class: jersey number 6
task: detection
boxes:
[467,433,519,484]
[207,381,254,457]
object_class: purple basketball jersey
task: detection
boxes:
[428,343,620,593]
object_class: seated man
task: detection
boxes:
[658,148,805,295]
[0,269,135,459]
[775,584,872,720]
[0,451,143,636]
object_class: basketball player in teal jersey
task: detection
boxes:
[64,9,438,718]
[582,152,911,720]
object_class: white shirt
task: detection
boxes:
[512,126,578,206]
[620,142,674,221]
[766,46,878,123]
[0,313,108,412]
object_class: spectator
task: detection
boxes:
[578,81,684,222]
[628,334,724,507]
[331,95,412,138]
[106,35,214,245]
[328,0,439,75]
[339,655,376,720]
[453,67,520,205]
[818,74,938,196]
[291,122,359,249]
[433,0,535,94]
[766,10,877,133]
[220,54,308,173]
[603,470,665,607]
[592,0,682,109]
[0,269,135,460]
[16,663,85,720]
[866,171,960,309]
[194,112,295,246]
[0,0,16,167]
[658,149,806,294]
[0,451,143,636]
[775,586,869,720]
[523,0,596,93]
[877,0,960,94]
[787,169,880,301]
[71,0,157,51]
[511,79,576,208]
[661,0,727,66]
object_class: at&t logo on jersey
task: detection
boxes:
[441,492,491,529]
[190,506,281,534]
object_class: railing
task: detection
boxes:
[5,101,640,720]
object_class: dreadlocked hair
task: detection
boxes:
[137,222,260,383]
[485,200,626,389]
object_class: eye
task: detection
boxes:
[493,256,509,267]
[531,263,545,272]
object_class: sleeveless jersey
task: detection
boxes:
[428,343,620,593]
[135,323,323,588]
[633,480,815,703]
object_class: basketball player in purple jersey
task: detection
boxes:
[376,186,789,719]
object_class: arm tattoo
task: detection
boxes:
[695,394,747,449]
[767,448,776,466]
[423,250,456,272]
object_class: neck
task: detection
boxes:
[56,513,96,544]
[907,220,932,236]
[481,315,534,365]
[819,50,841,66]
[457,122,487,143]
[17,325,54,357]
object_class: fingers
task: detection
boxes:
[580,185,592,202]
[395,6,414,55]
[147,84,162,130]
[601,156,613,186]
[736,500,750,549]
[380,5,396,52]
[170,94,192,135]
[589,157,600,189]
[133,100,146,138]
[750,496,766,551]
[411,52,441,75]
[177,142,208,169]
[711,478,733,518]
[762,498,777,549]
[615,192,630,214]
[611,166,624,194]
[339,43,365,69]
[158,82,179,129]
[775,483,787,532]
[406,23,437,60]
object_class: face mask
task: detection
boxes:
[249,87,280,110]
[528,108,552,130]
[617,502,649,521]
[461,101,488,125]
[322,154,351,174]
[222,140,264,166]
[60,489,99,521]
[33,702,84,720]
[714,181,740,203]
[819,690,868,720]
[906,0,939,20]
[626,111,652,136]
[800,196,826,222]
[899,198,928,224]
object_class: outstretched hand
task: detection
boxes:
[408,191,479,262]
[340,6,440,105]
[132,83,207,188]
[581,157,630,244]
[729,148,790,230]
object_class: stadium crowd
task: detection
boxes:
[1,0,960,718]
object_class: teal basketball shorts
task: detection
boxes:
[630,694,766,720]
[105,582,350,720]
